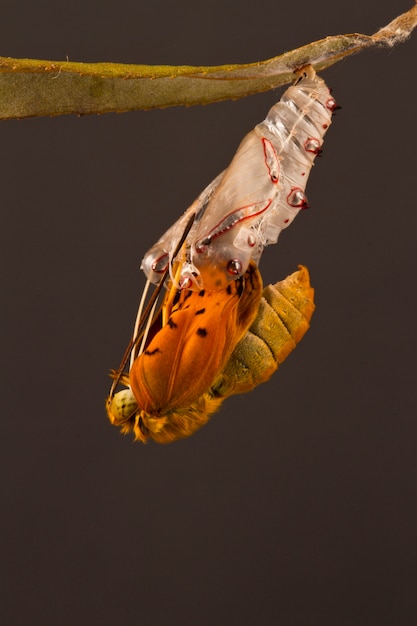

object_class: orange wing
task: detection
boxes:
[130,262,262,415]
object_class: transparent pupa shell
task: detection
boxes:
[107,264,314,444]
[141,65,336,291]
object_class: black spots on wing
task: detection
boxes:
[167,318,178,329]
[144,347,161,356]
[182,291,193,302]
[172,290,182,307]
[195,308,206,316]
[173,289,193,311]
[226,284,232,295]
[236,277,244,297]
[196,327,208,337]
[247,264,257,288]
[174,302,191,313]
[174,290,194,313]
[198,290,205,297]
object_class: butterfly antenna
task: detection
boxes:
[134,292,159,366]
[130,278,152,369]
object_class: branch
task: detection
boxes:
[0,3,416,119]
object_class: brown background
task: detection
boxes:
[1,1,417,624]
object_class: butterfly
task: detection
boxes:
[106,65,336,444]
[107,261,315,443]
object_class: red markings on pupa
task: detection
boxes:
[304,137,322,156]
[262,138,280,184]
[287,188,309,209]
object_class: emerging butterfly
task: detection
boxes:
[107,65,336,444]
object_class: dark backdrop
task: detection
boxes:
[1,1,416,624]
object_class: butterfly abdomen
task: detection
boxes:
[212,266,315,398]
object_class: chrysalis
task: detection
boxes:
[141,65,336,291]
[107,66,336,444]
